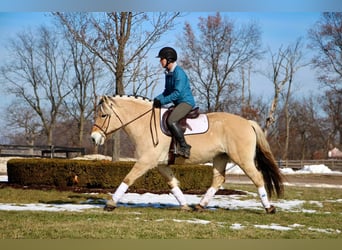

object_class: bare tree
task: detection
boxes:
[293,97,328,159]
[57,13,104,147]
[308,12,342,147]
[263,39,305,134]
[263,39,306,165]
[321,89,342,147]
[281,39,305,161]
[5,102,42,149]
[269,96,328,160]
[263,46,291,134]
[308,12,342,91]
[179,12,263,112]
[240,62,253,108]
[1,26,71,145]
[130,59,159,98]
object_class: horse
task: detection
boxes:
[91,95,284,213]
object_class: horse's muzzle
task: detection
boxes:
[91,131,105,146]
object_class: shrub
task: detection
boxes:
[7,159,213,192]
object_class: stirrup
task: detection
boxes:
[177,144,191,158]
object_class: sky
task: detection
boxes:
[0,12,322,103]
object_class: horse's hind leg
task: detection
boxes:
[239,160,275,213]
[196,154,228,209]
[157,165,190,210]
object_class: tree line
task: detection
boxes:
[0,12,341,161]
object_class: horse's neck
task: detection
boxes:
[118,100,155,136]
[122,106,160,146]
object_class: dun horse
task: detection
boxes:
[91,95,284,213]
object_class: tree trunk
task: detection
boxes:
[264,89,279,136]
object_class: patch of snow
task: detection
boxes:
[301,209,317,213]
[230,223,245,230]
[289,223,305,228]
[309,201,323,207]
[254,223,293,231]
[280,168,296,174]
[308,227,341,234]
[0,203,100,212]
[297,164,333,174]
[173,218,211,224]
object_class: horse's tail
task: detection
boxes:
[249,120,284,198]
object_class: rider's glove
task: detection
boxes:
[153,98,161,108]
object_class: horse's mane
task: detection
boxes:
[111,94,152,103]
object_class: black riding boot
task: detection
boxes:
[168,122,191,158]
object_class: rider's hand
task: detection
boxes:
[153,98,161,108]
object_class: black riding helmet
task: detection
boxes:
[156,47,177,63]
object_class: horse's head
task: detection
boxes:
[91,96,122,145]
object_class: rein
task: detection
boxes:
[93,105,159,146]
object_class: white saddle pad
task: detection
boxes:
[160,108,209,136]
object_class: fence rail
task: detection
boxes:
[0,144,85,158]
[278,159,342,171]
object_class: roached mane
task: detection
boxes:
[112,94,152,103]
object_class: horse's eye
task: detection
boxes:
[101,114,107,118]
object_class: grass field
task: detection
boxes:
[0,183,341,239]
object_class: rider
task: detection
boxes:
[153,47,196,158]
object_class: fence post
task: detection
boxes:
[50,145,54,158]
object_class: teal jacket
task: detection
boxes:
[155,65,195,107]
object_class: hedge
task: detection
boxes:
[7,158,213,192]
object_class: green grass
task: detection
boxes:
[0,184,341,239]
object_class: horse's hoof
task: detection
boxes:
[104,199,116,211]
[180,205,192,211]
[265,205,276,214]
[193,204,205,212]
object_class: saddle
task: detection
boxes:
[161,106,200,136]
[160,106,208,164]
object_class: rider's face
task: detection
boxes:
[160,58,167,68]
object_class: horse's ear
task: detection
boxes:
[101,96,114,114]
[98,96,105,105]
[101,95,112,106]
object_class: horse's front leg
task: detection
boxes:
[157,165,191,211]
[104,160,156,211]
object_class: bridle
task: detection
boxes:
[93,103,159,146]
